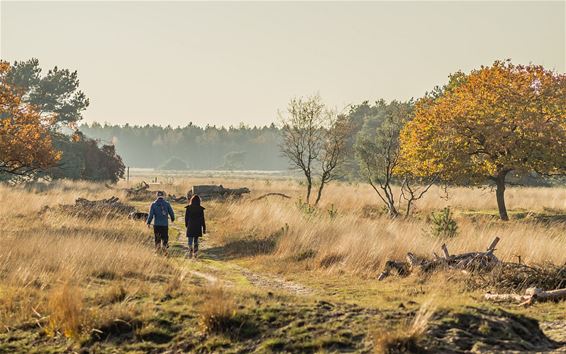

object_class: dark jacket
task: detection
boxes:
[185,205,206,237]
[147,198,175,226]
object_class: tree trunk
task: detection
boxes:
[494,172,509,221]
[405,199,413,218]
[387,200,399,218]
[305,176,312,204]
[314,182,325,206]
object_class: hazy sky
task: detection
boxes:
[1,1,564,127]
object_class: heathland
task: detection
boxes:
[1,177,564,353]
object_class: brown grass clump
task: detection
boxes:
[373,301,436,354]
[198,285,237,335]
[46,282,84,338]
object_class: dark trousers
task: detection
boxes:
[153,226,169,248]
[188,236,199,252]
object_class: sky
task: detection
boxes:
[1,1,564,127]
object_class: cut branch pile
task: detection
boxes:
[378,236,566,306]
[467,262,566,292]
[56,196,136,219]
[378,237,501,281]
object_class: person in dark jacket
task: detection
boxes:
[147,191,175,254]
[185,195,206,258]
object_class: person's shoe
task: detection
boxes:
[193,251,198,259]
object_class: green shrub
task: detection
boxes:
[427,207,458,238]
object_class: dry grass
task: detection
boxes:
[122,176,566,212]
[209,180,566,275]
[373,300,436,354]
[219,200,565,276]
[0,177,564,343]
[198,285,237,335]
[0,182,173,335]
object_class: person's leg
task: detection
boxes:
[193,236,199,258]
[162,227,169,249]
[153,226,162,251]
[187,237,194,258]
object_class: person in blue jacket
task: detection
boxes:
[146,191,175,253]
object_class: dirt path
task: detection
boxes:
[232,264,313,295]
[184,259,312,296]
[188,269,220,283]
[177,236,313,296]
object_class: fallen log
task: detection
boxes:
[252,193,291,201]
[169,194,188,203]
[188,185,250,201]
[484,287,566,307]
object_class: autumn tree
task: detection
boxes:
[400,60,566,220]
[280,95,350,205]
[0,62,61,178]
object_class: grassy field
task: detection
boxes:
[0,178,565,353]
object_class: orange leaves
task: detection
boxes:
[399,60,566,184]
[0,61,60,176]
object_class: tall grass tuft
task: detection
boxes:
[373,301,436,353]
[46,282,83,338]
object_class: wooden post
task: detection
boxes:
[441,244,450,259]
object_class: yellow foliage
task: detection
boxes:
[399,60,566,184]
[0,61,60,176]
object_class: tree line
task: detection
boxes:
[79,123,287,171]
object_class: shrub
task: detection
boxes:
[327,204,338,219]
[427,207,458,239]
[296,199,317,217]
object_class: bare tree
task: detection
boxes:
[314,113,351,205]
[280,95,324,204]
[356,131,399,216]
[355,100,434,217]
[399,175,437,217]
[280,95,350,205]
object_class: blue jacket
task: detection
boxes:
[147,198,175,226]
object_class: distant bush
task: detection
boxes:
[159,157,188,170]
[49,132,125,183]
